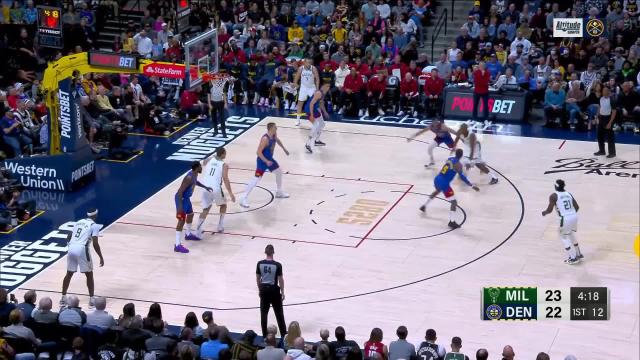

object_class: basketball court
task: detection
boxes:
[19,116,639,360]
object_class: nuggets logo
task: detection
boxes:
[586,19,604,37]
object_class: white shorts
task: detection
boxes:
[298,86,316,102]
[202,189,226,208]
[67,245,92,273]
[463,144,485,166]
[559,214,578,235]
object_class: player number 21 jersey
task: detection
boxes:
[555,191,576,217]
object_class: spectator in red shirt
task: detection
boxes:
[451,66,468,84]
[367,72,387,116]
[398,73,419,116]
[424,69,445,117]
[341,67,366,116]
[472,62,491,122]
[179,88,207,119]
[351,57,372,79]
[319,52,338,72]
[388,55,409,79]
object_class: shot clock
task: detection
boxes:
[37,6,63,48]
[482,287,609,321]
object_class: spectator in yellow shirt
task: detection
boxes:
[495,44,507,65]
[332,21,347,44]
[122,31,135,53]
[288,21,304,43]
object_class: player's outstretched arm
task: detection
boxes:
[223,163,235,202]
[455,162,479,191]
[92,236,104,267]
[468,133,477,159]
[407,126,430,141]
[276,138,290,156]
[542,193,557,216]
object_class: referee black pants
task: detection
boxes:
[597,115,616,155]
[210,101,226,136]
[259,285,287,338]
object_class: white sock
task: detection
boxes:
[244,176,260,200]
[317,117,325,140]
[274,168,283,192]
[427,142,437,163]
[561,235,576,259]
[196,216,206,231]
[489,171,498,180]
[185,223,192,235]
[175,231,182,247]
[423,197,434,208]
[449,210,456,222]
[218,213,225,228]
[569,233,582,256]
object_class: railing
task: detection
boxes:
[430,7,448,62]
[451,0,455,21]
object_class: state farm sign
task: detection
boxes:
[143,63,186,79]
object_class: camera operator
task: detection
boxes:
[107,121,134,160]
[6,185,36,222]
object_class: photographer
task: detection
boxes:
[6,186,36,222]
[108,121,136,160]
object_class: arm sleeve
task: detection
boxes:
[91,223,103,237]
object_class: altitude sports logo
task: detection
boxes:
[544,158,640,179]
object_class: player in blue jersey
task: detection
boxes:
[174,161,212,253]
[240,122,290,208]
[420,149,479,229]
[407,119,457,167]
[303,83,330,153]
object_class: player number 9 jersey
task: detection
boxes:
[69,219,101,247]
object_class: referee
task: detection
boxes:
[256,244,287,338]
[207,76,228,137]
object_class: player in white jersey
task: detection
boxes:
[196,147,236,235]
[60,208,104,309]
[294,57,319,126]
[541,179,583,265]
[452,123,498,184]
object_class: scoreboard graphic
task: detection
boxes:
[482,287,609,321]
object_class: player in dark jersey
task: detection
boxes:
[420,149,479,228]
[174,161,212,253]
[239,122,290,208]
[407,119,456,167]
[256,244,286,338]
[303,83,330,153]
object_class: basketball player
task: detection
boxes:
[60,208,104,309]
[294,57,319,126]
[541,179,583,265]
[196,147,236,236]
[303,83,330,153]
[452,123,499,184]
[175,161,213,253]
[407,119,456,167]
[420,149,480,229]
[239,122,290,208]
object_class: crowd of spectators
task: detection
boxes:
[2,0,640,161]
[0,289,580,360]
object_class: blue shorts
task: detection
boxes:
[435,133,454,148]
[175,196,194,215]
[256,157,279,177]
[434,178,455,198]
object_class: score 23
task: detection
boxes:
[337,199,389,225]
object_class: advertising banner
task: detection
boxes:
[3,148,95,192]
[57,77,88,153]
[443,88,527,122]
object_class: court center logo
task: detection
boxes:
[544,158,640,179]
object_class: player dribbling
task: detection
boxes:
[239,122,290,208]
[452,123,499,184]
[196,147,236,236]
[420,149,480,228]
[407,119,456,167]
[541,179,583,265]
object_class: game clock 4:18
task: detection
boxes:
[570,287,609,320]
